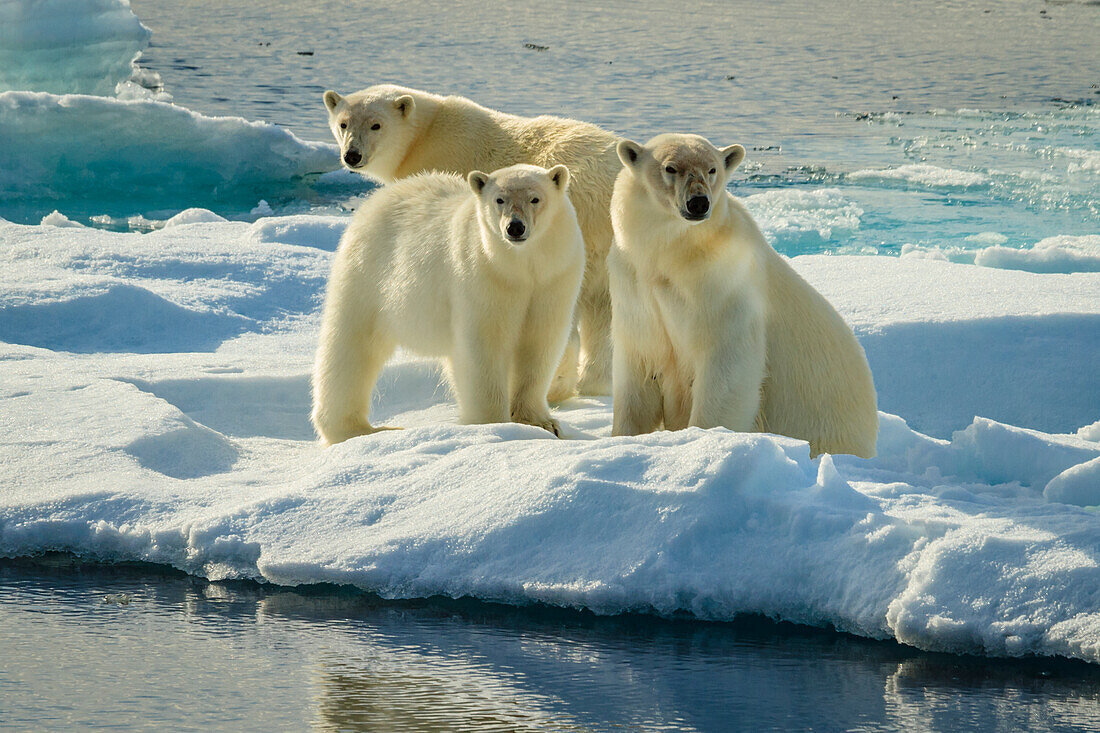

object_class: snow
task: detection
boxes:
[901,235,1100,274]
[0,0,155,97]
[974,235,1100,274]
[0,91,342,223]
[1,216,1098,664]
[162,208,228,228]
[40,211,85,228]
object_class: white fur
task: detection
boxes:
[312,164,584,445]
[323,84,621,398]
[609,134,878,458]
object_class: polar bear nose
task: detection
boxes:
[343,149,362,167]
[506,219,526,241]
[685,195,710,219]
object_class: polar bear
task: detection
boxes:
[311,164,584,446]
[322,84,621,399]
[608,134,878,458]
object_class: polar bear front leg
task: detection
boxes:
[576,286,613,396]
[611,345,663,436]
[688,323,766,432]
[547,324,580,404]
[510,281,578,437]
[451,318,511,426]
[311,308,397,445]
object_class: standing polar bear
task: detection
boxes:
[323,84,621,398]
[311,164,584,445]
[608,134,878,458]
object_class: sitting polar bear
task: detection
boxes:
[311,164,584,445]
[322,84,621,399]
[608,134,878,458]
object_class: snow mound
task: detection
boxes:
[0,91,340,223]
[901,235,1100,274]
[40,211,85,228]
[848,164,989,188]
[162,208,228,228]
[0,283,251,353]
[0,0,156,97]
[1,217,1099,664]
[245,215,348,251]
[974,235,1100,274]
[1044,457,1100,507]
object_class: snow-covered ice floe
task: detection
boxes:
[1,217,1098,664]
[0,91,344,223]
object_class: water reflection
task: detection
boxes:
[3,556,1100,732]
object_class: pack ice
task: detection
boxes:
[1,216,1098,664]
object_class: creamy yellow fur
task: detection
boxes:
[311,164,584,445]
[323,85,621,398]
[609,134,878,458]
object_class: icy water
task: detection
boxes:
[126,0,1100,255]
[4,556,1100,732]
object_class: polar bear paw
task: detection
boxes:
[511,407,562,438]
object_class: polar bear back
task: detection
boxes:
[394,96,620,285]
[334,173,475,356]
[758,245,879,458]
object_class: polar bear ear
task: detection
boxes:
[721,144,746,174]
[323,90,342,112]
[548,164,570,191]
[468,171,490,194]
[394,95,415,118]
[617,140,644,169]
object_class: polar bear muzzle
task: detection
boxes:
[684,194,710,221]
[505,218,527,242]
[342,149,363,167]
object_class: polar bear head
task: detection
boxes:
[323,85,438,180]
[467,164,571,245]
[616,133,745,224]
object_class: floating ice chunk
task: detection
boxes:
[1079,420,1100,443]
[0,0,158,97]
[1044,457,1100,507]
[848,164,989,188]
[162,208,228,228]
[899,235,1100,274]
[965,232,1008,246]
[973,235,1100,274]
[40,211,85,228]
[0,91,340,223]
[1060,147,1100,174]
[743,188,862,245]
[250,200,275,218]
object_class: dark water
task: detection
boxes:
[3,556,1100,732]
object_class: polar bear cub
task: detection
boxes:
[608,134,878,458]
[311,164,584,445]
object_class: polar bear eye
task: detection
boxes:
[530,198,539,204]
[339,122,347,129]
[495,198,504,205]
[665,166,676,174]
[370,123,381,131]
[709,167,717,175]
